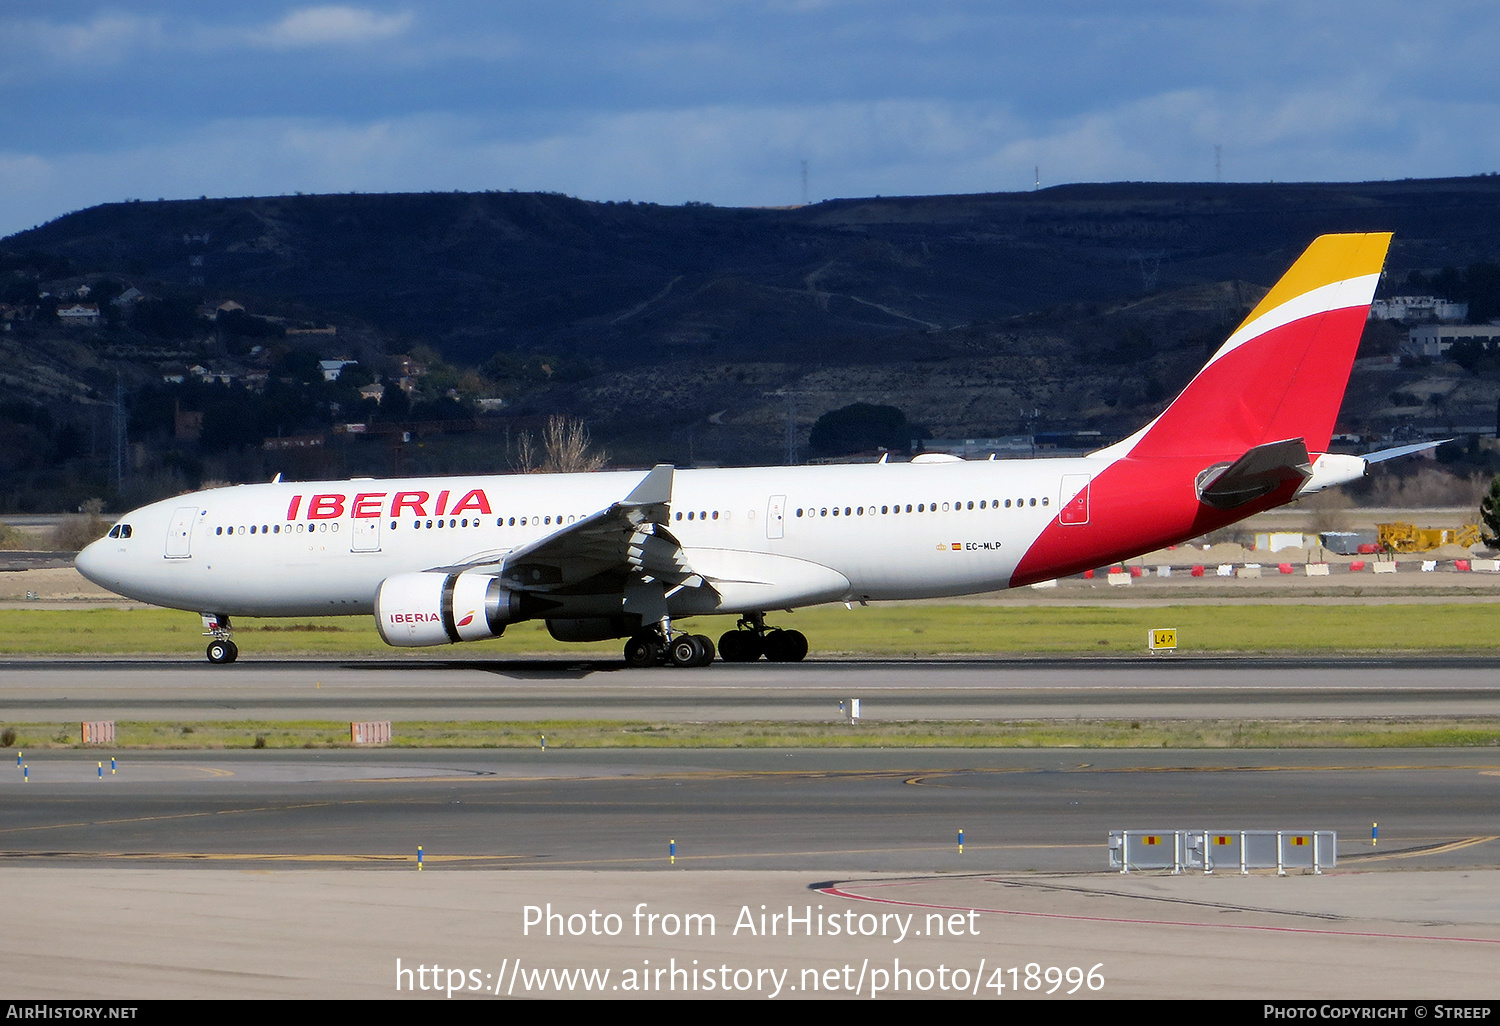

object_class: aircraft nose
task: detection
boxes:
[74,537,110,586]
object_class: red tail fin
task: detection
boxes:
[1098,233,1392,460]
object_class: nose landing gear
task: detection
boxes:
[202,614,238,664]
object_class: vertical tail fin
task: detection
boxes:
[1098,233,1392,460]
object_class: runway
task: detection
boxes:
[6,654,1500,720]
[4,655,1499,872]
[3,748,1498,872]
[7,656,1500,998]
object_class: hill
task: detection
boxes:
[5,177,1500,509]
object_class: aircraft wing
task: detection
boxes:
[430,464,710,596]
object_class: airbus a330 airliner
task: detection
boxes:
[78,233,1419,666]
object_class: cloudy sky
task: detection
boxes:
[2,1,1498,238]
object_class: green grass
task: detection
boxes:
[4,718,1500,750]
[4,603,1500,657]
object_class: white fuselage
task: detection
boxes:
[76,457,1102,619]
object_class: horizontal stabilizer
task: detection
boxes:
[1197,438,1312,510]
[1363,440,1448,464]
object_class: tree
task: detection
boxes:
[510,416,607,473]
[808,403,917,457]
[1481,475,1500,547]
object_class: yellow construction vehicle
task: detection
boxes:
[1376,522,1481,552]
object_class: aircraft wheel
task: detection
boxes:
[623,634,660,669]
[206,640,235,665]
[668,634,705,668]
[691,634,716,666]
[763,628,808,663]
[718,630,763,662]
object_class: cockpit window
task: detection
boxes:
[108,525,132,539]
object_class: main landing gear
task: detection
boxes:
[718,613,807,663]
[202,613,238,664]
[623,626,716,668]
[621,612,807,668]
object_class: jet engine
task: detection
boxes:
[375,571,519,647]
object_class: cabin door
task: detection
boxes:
[1059,475,1091,525]
[165,506,199,558]
[766,495,786,539]
[350,517,381,552]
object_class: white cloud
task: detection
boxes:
[253,6,414,49]
[0,13,163,68]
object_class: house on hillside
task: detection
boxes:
[1370,296,1468,322]
[320,359,357,381]
[1406,324,1500,359]
[57,303,101,327]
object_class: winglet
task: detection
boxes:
[625,464,674,506]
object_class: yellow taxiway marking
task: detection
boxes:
[1354,836,1499,863]
[0,841,1096,865]
[0,801,336,835]
[85,852,529,863]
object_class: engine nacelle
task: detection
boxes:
[375,571,519,647]
[1297,453,1368,496]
